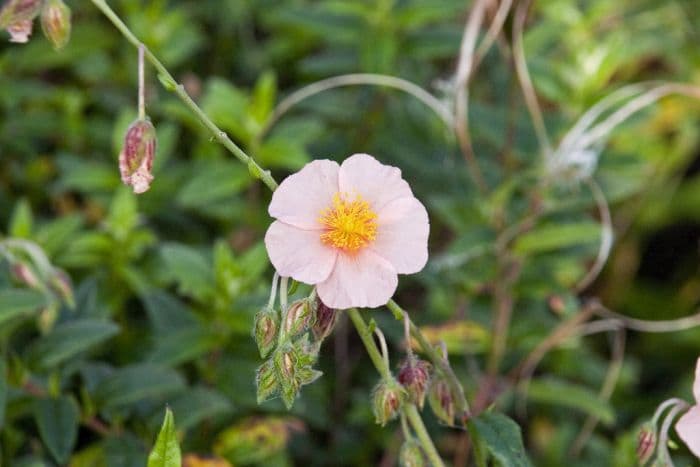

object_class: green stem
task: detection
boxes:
[404,404,446,467]
[89,0,278,192]
[347,309,390,380]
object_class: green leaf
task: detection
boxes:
[9,198,33,238]
[249,71,277,125]
[514,221,601,254]
[147,408,181,467]
[0,289,47,329]
[176,161,250,210]
[32,396,80,465]
[526,378,615,426]
[94,364,185,409]
[106,186,138,240]
[161,387,232,432]
[471,412,533,467]
[141,290,198,334]
[160,243,215,301]
[28,319,119,369]
[147,326,219,367]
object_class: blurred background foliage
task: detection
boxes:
[1,0,700,466]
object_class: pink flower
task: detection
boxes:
[677,357,700,458]
[119,119,157,194]
[265,153,429,309]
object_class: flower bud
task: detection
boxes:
[398,358,431,409]
[11,262,40,289]
[0,0,43,28]
[40,0,70,50]
[6,18,31,42]
[311,299,337,342]
[253,307,278,358]
[637,423,657,465]
[371,379,404,426]
[255,359,279,403]
[399,439,426,467]
[119,118,157,194]
[283,299,312,337]
[428,376,455,426]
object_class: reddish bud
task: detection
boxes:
[283,299,312,337]
[119,119,157,194]
[40,0,70,50]
[637,423,656,465]
[398,358,431,409]
[428,376,455,426]
[11,263,40,288]
[311,299,336,342]
[1,0,43,26]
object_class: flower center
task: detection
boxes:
[319,193,378,251]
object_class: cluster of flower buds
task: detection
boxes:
[255,293,336,409]
[397,357,431,409]
[371,378,405,426]
[119,118,157,194]
[399,438,426,467]
[0,0,70,48]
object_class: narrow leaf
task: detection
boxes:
[29,319,119,369]
[147,408,181,467]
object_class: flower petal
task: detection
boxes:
[370,196,429,274]
[677,405,700,459]
[339,154,413,212]
[269,159,339,230]
[316,250,398,309]
[693,357,700,403]
[265,221,337,284]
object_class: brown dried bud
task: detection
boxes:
[119,119,157,194]
[40,0,70,50]
[637,423,656,465]
[397,358,431,409]
[311,299,336,342]
[283,299,312,337]
[428,376,455,426]
[371,379,404,426]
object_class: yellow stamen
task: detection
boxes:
[319,193,378,251]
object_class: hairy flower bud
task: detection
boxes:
[398,358,431,409]
[637,423,657,465]
[255,359,279,403]
[428,376,455,426]
[0,0,42,26]
[372,379,404,426]
[283,299,312,337]
[253,307,278,358]
[311,299,336,342]
[40,0,70,50]
[119,118,157,194]
[399,439,426,467]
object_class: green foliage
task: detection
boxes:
[148,408,181,467]
[0,0,699,465]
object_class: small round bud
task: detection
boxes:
[253,308,278,358]
[399,439,426,467]
[119,119,157,194]
[372,379,404,426]
[311,299,336,342]
[397,358,431,409]
[40,0,70,50]
[428,376,455,426]
[283,299,312,337]
[637,423,657,465]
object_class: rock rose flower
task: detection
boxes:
[265,153,429,309]
[676,357,700,458]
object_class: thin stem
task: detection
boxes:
[277,276,289,341]
[137,43,145,120]
[267,272,279,310]
[400,412,412,440]
[651,398,687,428]
[387,300,471,418]
[375,328,391,372]
[405,404,446,467]
[657,402,689,466]
[592,300,700,333]
[348,309,391,380]
[89,0,278,192]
